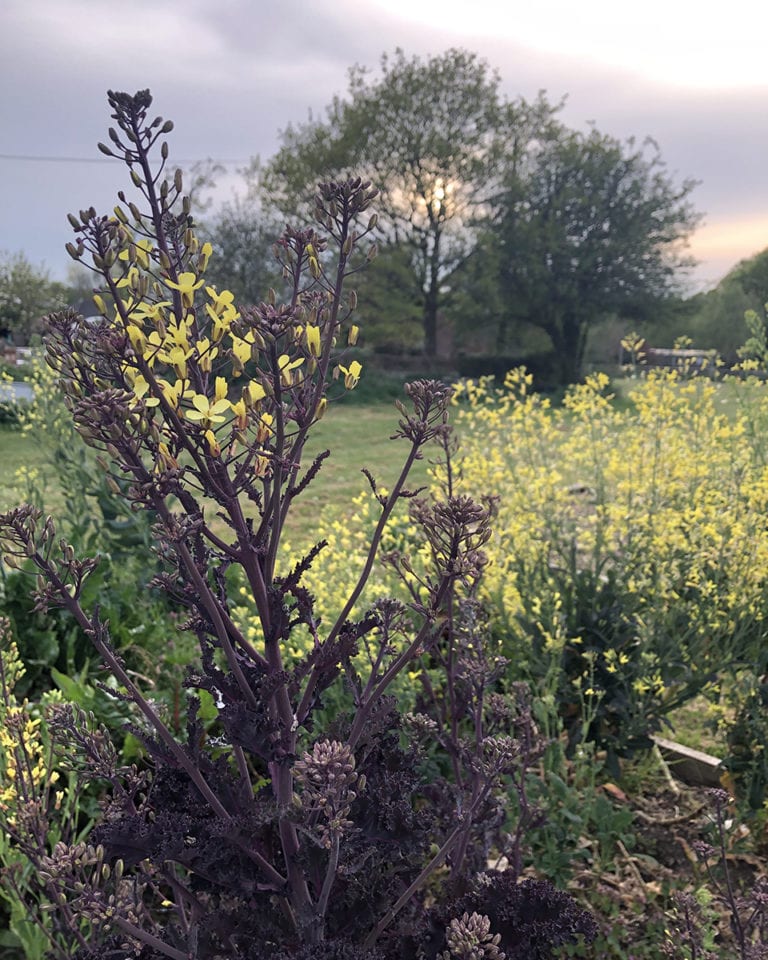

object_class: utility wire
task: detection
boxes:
[0,153,250,165]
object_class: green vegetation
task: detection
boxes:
[0,429,53,507]
[684,248,768,359]
[0,252,64,343]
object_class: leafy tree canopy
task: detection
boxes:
[261,48,559,358]
[492,128,701,383]
[0,251,68,343]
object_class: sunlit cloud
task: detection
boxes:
[687,215,768,286]
[366,0,768,90]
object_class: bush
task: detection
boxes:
[0,89,594,960]
[451,368,768,775]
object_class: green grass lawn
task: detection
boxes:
[0,399,436,545]
[0,427,60,512]
[284,398,434,540]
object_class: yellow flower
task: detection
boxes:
[165,317,193,350]
[231,331,256,373]
[130,373,160,407]
[165,271,204,307]
[246,380,266,405]
[156,442,179,471]
[231,398,248,431]
[186,393,231,427]
[126,324,149,357]
[195,337,219,373]
[255,412,274,444]
[253,454,271,477]
[305,324,321,358]
[338,360,362,389]
[119,238,153,269]
[205,287,239,341]
[278,354,304,387]
[116,267,140,290]
[129,300,172,326]
[156,378,192,411]
[204,429,221,457]
[214,376,228,403]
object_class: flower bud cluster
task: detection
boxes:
[0,505,99,611]
[294,739,364,847]
[440,912,505,960]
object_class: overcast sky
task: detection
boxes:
[1,0,766,293]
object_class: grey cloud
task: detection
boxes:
[0,0,765,288]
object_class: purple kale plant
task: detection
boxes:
[0,90,595,959]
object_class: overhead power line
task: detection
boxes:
[0,153,249,165]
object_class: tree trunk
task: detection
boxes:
[423,226,442,360]
[558,313,585,385]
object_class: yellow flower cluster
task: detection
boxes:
[450,368,768,706]
[82,230,363,482]
[0,626,63,828]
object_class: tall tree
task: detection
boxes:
[261,48,557,359]
[494,128,701,383]
[0,251,67,343]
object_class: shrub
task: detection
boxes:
[0,90,594,960]
[450,368,768,773]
